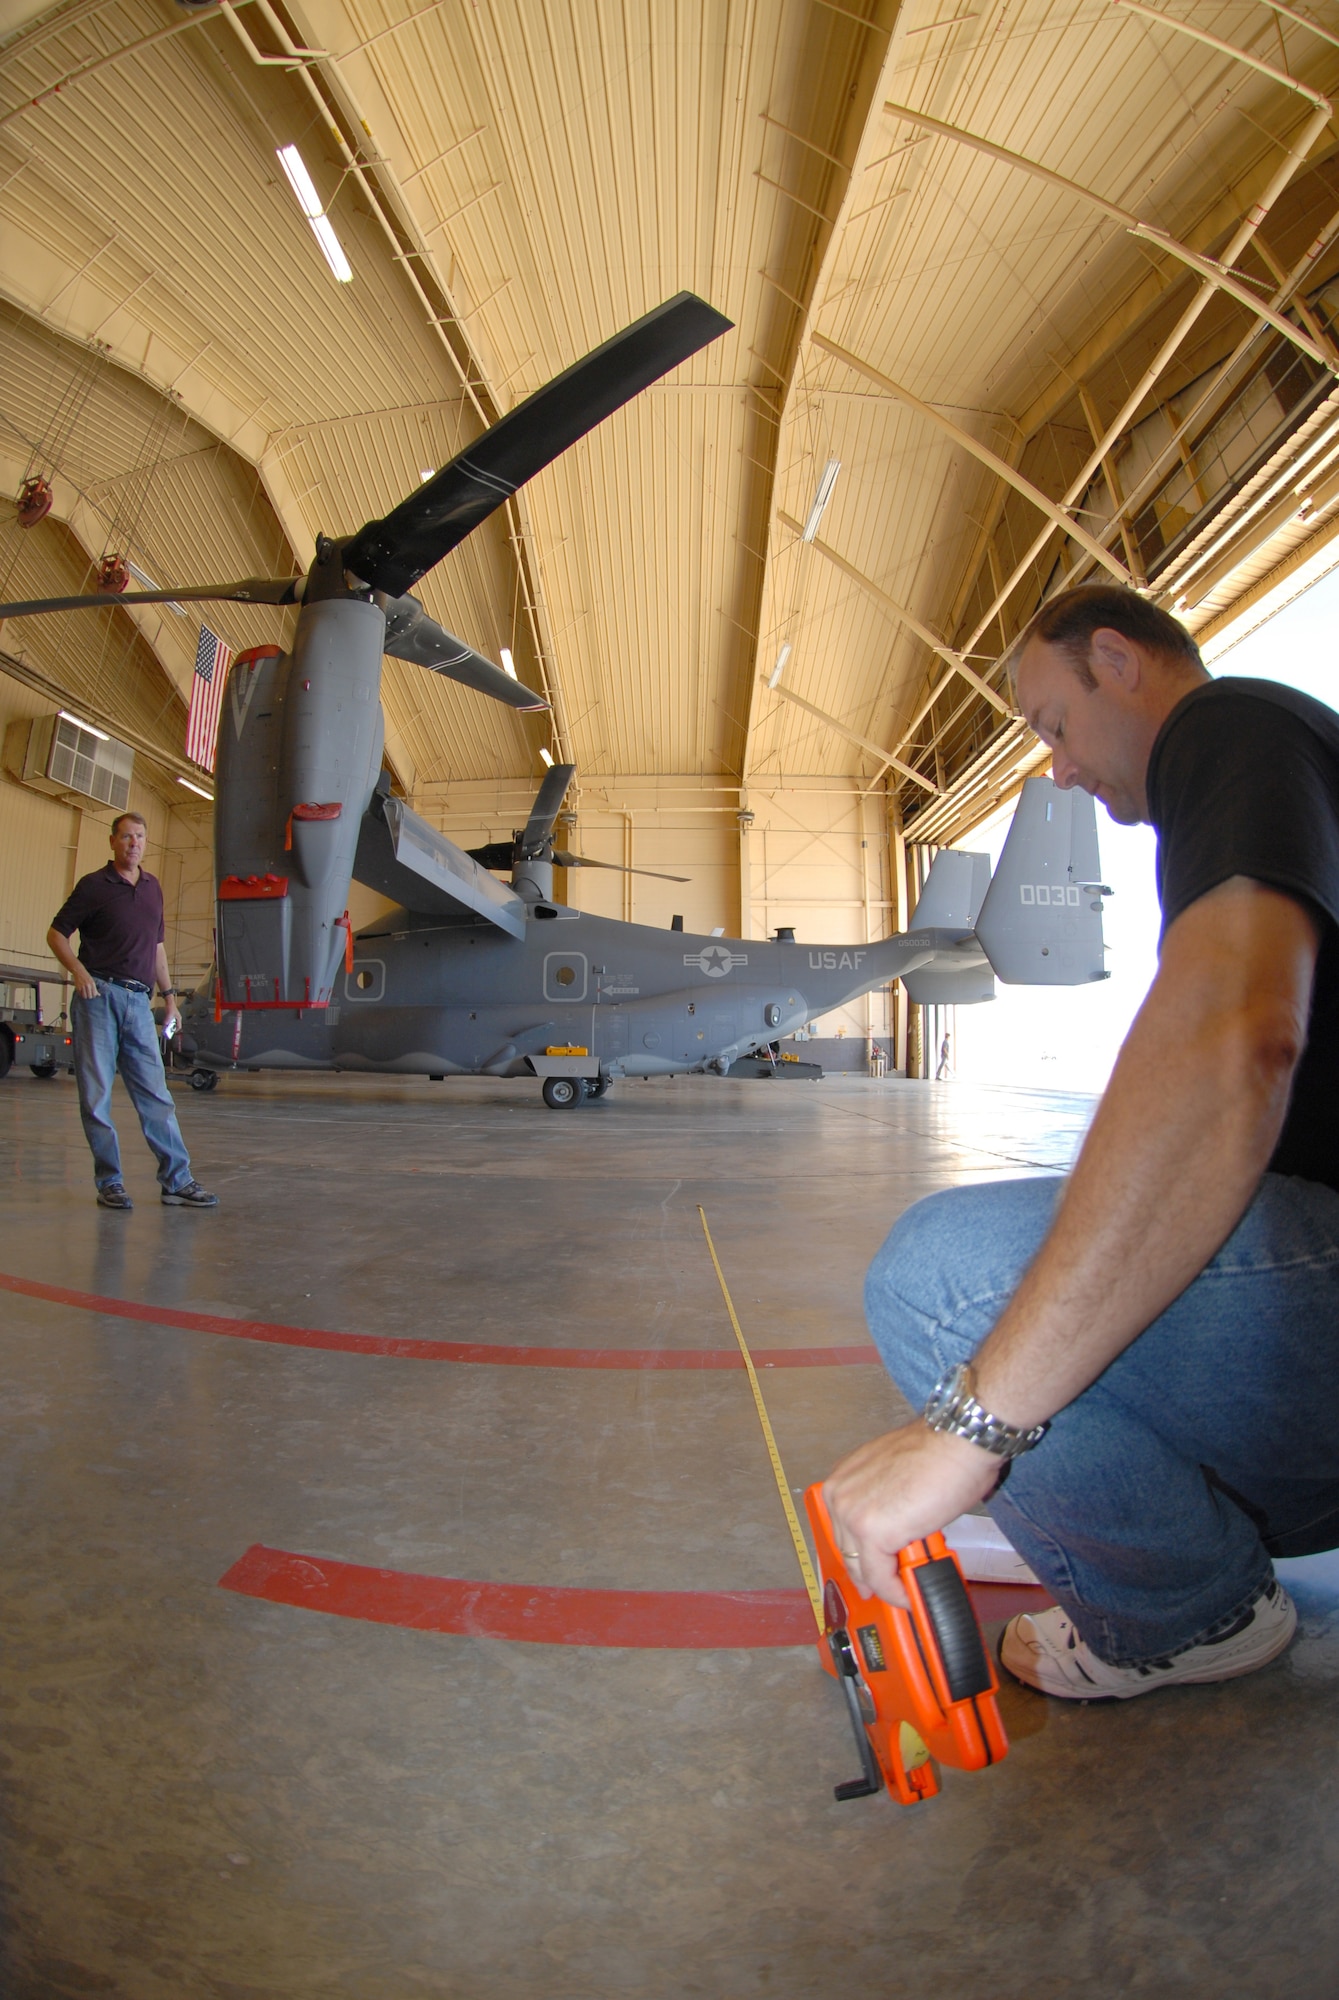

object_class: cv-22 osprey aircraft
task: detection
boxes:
[1,288,1108,1104]
[180,756,1109,1106]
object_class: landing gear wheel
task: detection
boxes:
[189,1067,219,1092]
[542,1076,581,1109]
[29,1061,57,1079]
[0,1030,14,1080]
[583,1076,611,1100]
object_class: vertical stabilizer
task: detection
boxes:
[909,850,992,931]
[974,777,1108,985]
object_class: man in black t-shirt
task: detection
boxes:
[825,585,1339,1700]
[48,812,217,1212]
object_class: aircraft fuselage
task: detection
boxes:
[183,906,965,1080]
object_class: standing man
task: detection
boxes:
[826,585,1338,1700]
[47,811,218,1212]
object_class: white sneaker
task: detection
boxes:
[1000,1580,1297,1700]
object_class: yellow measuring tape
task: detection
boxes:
[697,1205,825,1636]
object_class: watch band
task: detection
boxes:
[921,1362,1049,1460]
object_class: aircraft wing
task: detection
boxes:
[353,790,527,940]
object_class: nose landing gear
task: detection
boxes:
[540,1074,612,1108]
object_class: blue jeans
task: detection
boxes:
[71,984,193,1193]
[865,1175,1339,1665]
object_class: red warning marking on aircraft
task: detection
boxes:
[218,1546,1052,1647]
[0,1270,877,1369]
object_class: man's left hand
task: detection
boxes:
[823,1421,1002,1606]
[162,998,180,1038]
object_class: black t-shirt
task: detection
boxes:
[50,863,166,988]
[1146,676,1339,1194]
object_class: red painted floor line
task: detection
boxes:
[218,1545,1053,1648]
[0,1269,878,1369]
[219,1545,820,1647]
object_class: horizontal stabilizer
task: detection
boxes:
[975,777,1107,986]
[909,850,990,931]
[902,956,996,1005]
[354,785,526,940]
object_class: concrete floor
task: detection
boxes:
[0,1066,1336,1999]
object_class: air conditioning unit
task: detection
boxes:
[5,713,134,812]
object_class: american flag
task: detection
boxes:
[186,624,233,771]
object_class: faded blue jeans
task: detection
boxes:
[865,1175,1339,1665]
[71,984,193,1194]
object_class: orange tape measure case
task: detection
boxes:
[805,1486,1010,1805]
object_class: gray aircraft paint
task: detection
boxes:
[184,771,1109,1091]
[215,599,388,1010]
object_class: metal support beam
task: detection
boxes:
[1260,1,1339,55]
[882,102,1336,375]
[738,2,914,786]
[1114,2,1332,115]
[776,511,1013,713]
[762,679,940,793]
[958,88,1333,649]
[810,334,1133,581]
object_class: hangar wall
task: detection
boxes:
[0,675,214,988]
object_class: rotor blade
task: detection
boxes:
[465,842,518,871]
[520,763,577,850]
[342,292,734,596]
[552,852,690,883]
[0,577,302,618]
[381,597,548,711]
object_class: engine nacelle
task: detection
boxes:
[214,598,385,1009]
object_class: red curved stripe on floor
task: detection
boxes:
[220,1545,819,1647]
[0,1270,878,1368]
[219,1546,1053,1647]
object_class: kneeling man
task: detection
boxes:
[826,585,1339,1697]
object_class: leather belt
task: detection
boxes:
[89,974,152,994]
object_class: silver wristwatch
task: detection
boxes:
[921,1362,1049,1460]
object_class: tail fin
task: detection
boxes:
[902,851,995,1003]
[909,849,991,931]
[974,777,1109,986]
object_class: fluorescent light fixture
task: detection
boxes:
[277,143,322,218]
[538,747,554,768]
[801,457,842,542]
[420,469,436,483]
[125,559,187,617]
[768,642,792,689]
[276,145,353,283]
[58,708,109,742]
[500,647,518,679]
[310,214,353,284]
[177,776,214,801]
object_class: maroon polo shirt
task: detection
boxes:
[51,863,166,988]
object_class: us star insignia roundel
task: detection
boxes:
[684,947,748,978]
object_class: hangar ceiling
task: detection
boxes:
[2,0,1338,840]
